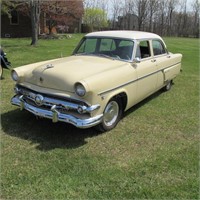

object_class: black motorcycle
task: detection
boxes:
[0,48,11,79]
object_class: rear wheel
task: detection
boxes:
[163,80,173,91]
[96,98,123,132]
[0,65,3,79]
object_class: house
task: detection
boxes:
[1,0,84,38]
[1,9,32,38]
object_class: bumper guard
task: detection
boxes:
[11,95,103,129]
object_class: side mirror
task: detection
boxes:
[133,57,141,63]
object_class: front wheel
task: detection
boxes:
[96,98,123,132]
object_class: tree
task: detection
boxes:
[83,0,109,31]
[124,0,135,30]
[30,0,40,45]
[83,8,108,31]
[192,0,200,37]
[166,0,179,36]
[111,0,124,29]
[41,0,83,34]
[134,0,149,30]
[175,0,188,37]
[0,0,15,17]
[148,0,158,32]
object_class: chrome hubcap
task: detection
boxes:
[103,101,119,127]
[166,81,171,90]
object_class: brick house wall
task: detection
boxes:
[1,0,83,38]
[1,12,82,38]
[1,13,32,38]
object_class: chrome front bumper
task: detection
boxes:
[11,95,103,129]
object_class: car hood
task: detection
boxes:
[25,55,126,92]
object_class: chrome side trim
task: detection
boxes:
[11,95,103,129]
[98,62,181,95]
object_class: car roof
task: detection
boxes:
[86,30,163,40]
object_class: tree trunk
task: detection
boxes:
[30,0,40,46]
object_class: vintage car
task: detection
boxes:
[11,31,182,131]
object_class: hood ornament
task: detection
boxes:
[42,64,54,72]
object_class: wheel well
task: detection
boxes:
[113,92,127,111]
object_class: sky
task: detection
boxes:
[186,0,195,10]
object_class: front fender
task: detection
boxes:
[99,88,128,110]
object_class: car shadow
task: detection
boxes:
[1,109,101,151]
[0,76,6,80]
[2,89,166,151]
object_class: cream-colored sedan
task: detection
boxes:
[11,31,182,131]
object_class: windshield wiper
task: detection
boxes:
[74,53,120,61]
[74,52,91,56]
[96,54,116,60]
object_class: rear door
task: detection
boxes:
[152,39,180,88]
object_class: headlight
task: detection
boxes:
[11,70,19,81]
[75,82,86,97]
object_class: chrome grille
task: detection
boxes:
[16,85,90,116]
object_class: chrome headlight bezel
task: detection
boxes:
[11,70,19,82]
[74,82,86,97]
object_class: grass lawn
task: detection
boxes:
[0,35,199,199]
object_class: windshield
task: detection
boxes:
[73,37,134,61]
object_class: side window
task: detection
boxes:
[152,40,166,56]
[99,39,116,52]
[136,41,151,59]
[118,40,134,60]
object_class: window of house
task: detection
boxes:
[152,40,167,56]
[10,10,19,25]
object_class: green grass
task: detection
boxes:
[0,36,199,199]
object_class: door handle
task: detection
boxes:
[151,59,156,63]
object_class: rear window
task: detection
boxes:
[152,40,167,56]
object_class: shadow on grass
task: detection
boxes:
[2,88,166,151]
[1,109,101,151]
[123,89,164,118]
